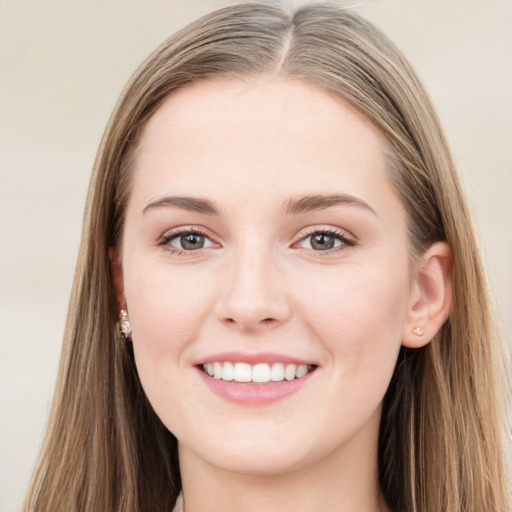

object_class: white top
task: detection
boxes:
[172,492,184,512]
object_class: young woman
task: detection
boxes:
[23,3,510,511]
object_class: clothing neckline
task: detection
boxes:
[172,491,183,512]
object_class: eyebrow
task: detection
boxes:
[143,196,221,215]
[143,193,376,216]
[283,193,377,215]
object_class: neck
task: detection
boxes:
[178,415,389,512]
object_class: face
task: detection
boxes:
[120,78,415,477]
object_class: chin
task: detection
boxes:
[177,422,341,478]
[190,445,312,477]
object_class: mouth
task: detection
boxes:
[200,361,317,384]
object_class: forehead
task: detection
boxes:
[130,78,401,220]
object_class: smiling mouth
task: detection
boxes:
[200,362,317,384]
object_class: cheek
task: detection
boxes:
[301,259,408,331]
[124,264,218,429]
[125,262,216,371]
[294,260,409,376]
[295,272,406,428]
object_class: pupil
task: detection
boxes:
[181,233,204,250]
[311,233,334,250]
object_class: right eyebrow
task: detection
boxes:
[143,196,221,215]
[283,193,377,216]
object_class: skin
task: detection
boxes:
[117,78,452,512]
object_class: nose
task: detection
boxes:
[214,247,291,332]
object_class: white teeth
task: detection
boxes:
[202,361,314,383]
[233,362,252,382]
[296,364,308,378]
[270,362,284,382]
[213,362,222,379]
[252,363,271,383]
[222,361,234,381]
[284,364,296,381]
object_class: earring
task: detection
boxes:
[412,326,424,336]
[119,309,132,340]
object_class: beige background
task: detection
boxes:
[1,1,511,510]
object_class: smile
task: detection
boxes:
[201,362,316,383]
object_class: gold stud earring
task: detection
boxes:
[119,309,132,340]
[412,326,424,336]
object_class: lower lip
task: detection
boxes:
[196,367,316,405]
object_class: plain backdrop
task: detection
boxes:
[1,1,511,510]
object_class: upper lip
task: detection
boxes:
[194,351,316,366]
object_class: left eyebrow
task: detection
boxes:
[282,193,377,216]
[143,196,221,215]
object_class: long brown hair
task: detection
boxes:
[23,3,510,511]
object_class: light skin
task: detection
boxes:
[114,78,452,512]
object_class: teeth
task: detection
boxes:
[252,363,271,383]
[213,362,222,379]
[284,364,296,381]
[296,364,308,378]
[233,362,252,382]
[202,362,314,383]
[223,361,234,381]
[270,362,284,381]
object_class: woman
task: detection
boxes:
[23,3,510,511]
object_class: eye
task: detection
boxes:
[295,228,355,252]
[159,228,217,253]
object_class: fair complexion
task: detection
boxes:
[116,78,452,512]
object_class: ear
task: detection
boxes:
[109,247,126,311]
[402,242,453,348]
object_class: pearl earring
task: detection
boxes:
[412,326,424,336]
[119,309,132,340]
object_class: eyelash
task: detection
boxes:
[157,227,356,256]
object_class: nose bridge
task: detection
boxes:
[215,234,289,330]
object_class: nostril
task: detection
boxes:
[222,317,277,329]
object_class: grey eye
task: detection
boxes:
[297,231,346,251]
[310,233,336,250]
[166,231,215,251]
[179,233,205,250]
